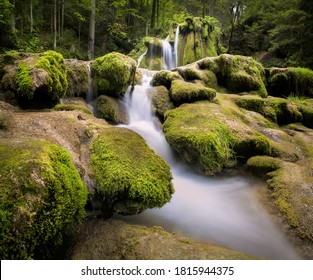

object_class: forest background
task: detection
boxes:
[0,0,312,69]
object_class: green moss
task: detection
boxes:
[215,54,268,97]
[90,127,174,216]
[92,52,136,97]
[267,67,313,97]
[170,80,216,106]
[35,50,68,102]
[93,95,126,124]
[247,156,282,177]
[0,139,88,259]
[149,86,175,121]
[233,95,265,113]
[298,104,313,128]
[151,70,183,89]
[16,62,33,99]
[53,104,92,115]
[179,67,218,89]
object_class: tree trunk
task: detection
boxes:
[209,0,215,17]
[54,0,57,50]
[156,0,159,27]
[61,0,64,38]
[30,0,33,33]
[88,0,96,60]
[150,0,156,29]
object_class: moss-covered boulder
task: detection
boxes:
[65,59,90,98]
[0,139,88,259]
[90,127,174,216]
[148,85,175,121]
[92,95,128,124]
[0,51,68,108]
[169,80,216,106]
[214,54,268,97]
[247,156,313,254]
[71,219,254,260]
[53,98,92,115]
[266,67,313,98]
[92,52,136,97]
[151,70,183,89]
[163,100,272,175]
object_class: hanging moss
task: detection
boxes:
[16,62,33,99]
[90,127,174,216]
[0,139,88,259]
[35,50,68,102]
[92,52,136,97]
[267,67,313,97]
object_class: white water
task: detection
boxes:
[162,36,175,70]
[118,71,300,260]
[137,49,148,68]
[174,25,180,67]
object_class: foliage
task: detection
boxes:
[90,127,174,216]
[0,139,88,259]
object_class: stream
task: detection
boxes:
[116,70,300,260]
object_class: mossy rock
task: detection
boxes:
[267,67,313,98]
[163,100,272,175]
[1,51,68,109]
[53,103,92,115]
[215,54,268,97]
[148,85,175,122]
[92,52,136,97]
[0,110,14,130]
[0,139,88,259]
[92,95,128,124]
[65,59,89,98]
[247,156,313,251]
[151,70,183,89]
[71,219,254,260]
[90,127,174,216]
[169,80,216,106]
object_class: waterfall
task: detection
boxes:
[117,69,300,260]
[161,36,175,70]
[137,49,147,68]
[174,25,180,67]
[86,62,95,112]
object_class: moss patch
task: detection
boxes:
[0,139,88,259]
[53,104,92,115]
[169,80,216,106]
[92,52,136,97]
[151,70,183,89]
[90,127,174,216]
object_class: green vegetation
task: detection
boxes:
[53,104,92,115]
[90,127,174,216]
[35,50,68,102]
[151,70,183,89]
[0,139,88,259]
[16,62,33,99]
[170,80,216,106]
[92,52,136,97]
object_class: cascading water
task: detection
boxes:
[118,69,300,260]
[137,49,147,68]
[174,25,180,67]
[162,36,175,70]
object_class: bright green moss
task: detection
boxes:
[149,85,174,121]
[247,156,282,176]
[53,104,92,115]
[92,52,136,97]
[35,50,68,102]
[0,139,88,259]
[90,127,174,216]
[151,70,183,89]
[170,80,216,106]
[16,62,33,99]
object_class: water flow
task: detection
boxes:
[137,49,147,68]
[174,25,180,67]
[86,63,95,112]
[162,36,175,70]
[119,70,300,259]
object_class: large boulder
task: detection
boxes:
[92,52,136,97]
[0,51,68,108]
[163,98,272,175]
[0,139,88,259]
[90,127,174,216]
